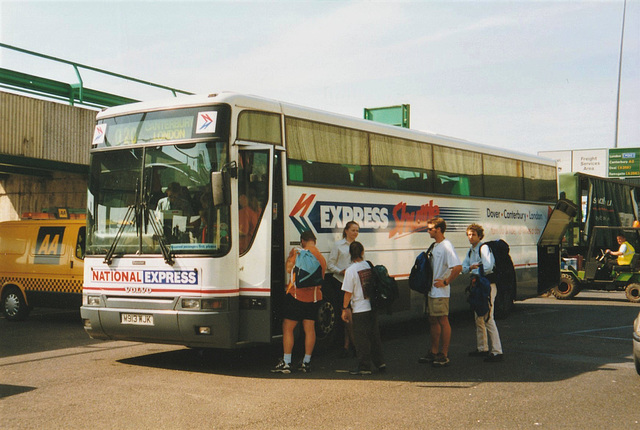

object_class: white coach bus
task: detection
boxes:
[80,92,558,349]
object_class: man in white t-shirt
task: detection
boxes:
[418,217,462,368]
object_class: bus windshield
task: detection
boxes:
[86,141,230,257]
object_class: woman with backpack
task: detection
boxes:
[341,241,386,375]
[271,230,326,374]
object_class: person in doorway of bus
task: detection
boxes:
[604,233,636,274]
[327,221,360,358]
[238,190,259,253]
[418,217,462,368]
[271,230,326,374]
[341,241,386,375]
[461,224,503,363]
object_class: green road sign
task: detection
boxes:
[364,104,410,128]
[608,148,640,177]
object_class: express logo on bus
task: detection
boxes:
[289,194,443,239]
[91,270,198,285]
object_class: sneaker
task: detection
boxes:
[298,361,311,373]
[377,364,387,373]
[349,366,372,375]
[270,359,291,374]
[468,350,490,357]
[484,353,503,363]
[432,353,450,367]
[418,351,437,364]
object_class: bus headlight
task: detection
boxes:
[85,295,101,306]
[181,298,201,310]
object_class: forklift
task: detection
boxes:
[552,226,640,303]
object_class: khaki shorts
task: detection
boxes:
[428,297,449,317]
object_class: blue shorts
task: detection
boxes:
[282,293,318,322]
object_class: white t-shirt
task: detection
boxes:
[341,260,373,313]
[428,239,461,299]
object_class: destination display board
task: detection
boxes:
[608,148,640,177]
[91,105,230,148]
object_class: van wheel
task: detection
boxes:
[2,287,30,321]
[551,274,580,300]
[625,283,640,303]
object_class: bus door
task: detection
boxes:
[236,144,284,343]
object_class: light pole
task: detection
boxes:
[614,0,627,149]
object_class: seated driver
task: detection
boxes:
[604,234,635,272]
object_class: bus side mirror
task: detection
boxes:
[211,171,230,207]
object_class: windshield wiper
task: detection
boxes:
[145,206,175,266]
[141,165,174,265]
[104,205,135,265]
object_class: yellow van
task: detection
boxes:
[0,215,85,321]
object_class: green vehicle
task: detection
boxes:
[553,226,640,303]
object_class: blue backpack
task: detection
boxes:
[409,243,435,294]
[467,267,492,319]
[293,249,323,288]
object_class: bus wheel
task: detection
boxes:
[2,286,30,321]
[551,274,580,300]
[625,283,640,303]
[314,300,337,351]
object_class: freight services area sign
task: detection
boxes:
[539,148,640,178]
[608,148,640,177]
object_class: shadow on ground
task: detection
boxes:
[117,297,639,384]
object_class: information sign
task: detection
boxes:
[608,148,640,177]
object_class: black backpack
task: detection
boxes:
[479,239,517,292]
[366,261,399,314]
[409,243,435,294]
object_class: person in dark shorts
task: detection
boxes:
[271,230,326,374]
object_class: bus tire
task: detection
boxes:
[551,274,580,300]
[314,300,337,351]
[625,283,640,303]
[2,286,30,321]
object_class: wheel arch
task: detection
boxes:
[0,281,29,306]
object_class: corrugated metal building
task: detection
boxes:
[0,91,96,221]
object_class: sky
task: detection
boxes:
[1,0,639,156]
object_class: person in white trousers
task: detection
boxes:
[462,224,503,362]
